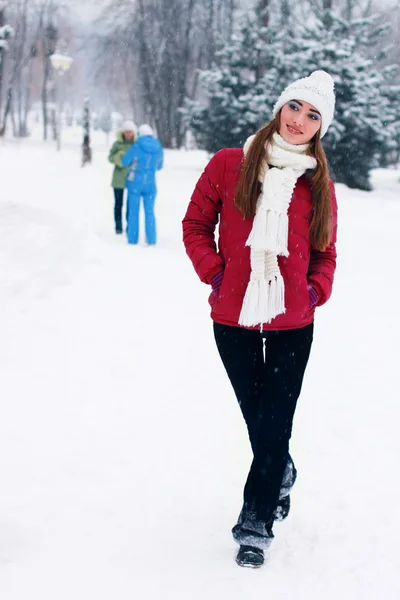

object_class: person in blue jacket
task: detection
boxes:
[121,124,164,245]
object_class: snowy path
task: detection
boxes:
[0,137,399,599]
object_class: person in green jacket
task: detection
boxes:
[108,120,137,234]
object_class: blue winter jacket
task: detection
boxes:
[121,135,164,192]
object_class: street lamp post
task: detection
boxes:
[49,52,73,151]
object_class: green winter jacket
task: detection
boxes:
[108,131,136,189]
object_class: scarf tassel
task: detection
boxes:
[239,274,286,328]
[246,209,289,256]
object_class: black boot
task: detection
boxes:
[115,221,123,234]
[235,545,264,568]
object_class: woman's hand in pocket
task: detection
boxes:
[208,271,224,307]
[308,285,319,309]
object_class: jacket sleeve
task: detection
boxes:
[157,147,164,171]
[108,142,120,165]
[182,150,225,284]
[307,181,338,306]
[121,145,138,167]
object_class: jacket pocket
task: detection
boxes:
[208,291,219,308]
[208,267,226,308]
[301,280,316,318]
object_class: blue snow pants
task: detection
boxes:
[126,183,157,245]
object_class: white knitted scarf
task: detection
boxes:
[238,132,317,328]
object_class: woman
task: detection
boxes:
[108,120,137,234]
[182,71,337,568]
[121,124,164,245]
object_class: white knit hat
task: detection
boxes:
[121,120,137,134]
[138,124,154,137]
[272,70,335,138]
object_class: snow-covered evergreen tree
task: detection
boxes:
[295,11,400,190]
[183,14,288,152]
[184,8,400,190]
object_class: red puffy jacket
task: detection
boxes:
[182,148,337,331]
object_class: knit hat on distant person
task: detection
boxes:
[272,70,335,138]
[121,120,137,134]
[138,124,154,137]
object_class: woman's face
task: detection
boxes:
[279,99,321,144]
[124,131,134,140]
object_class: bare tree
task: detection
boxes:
[93,0,237,148]
[0,0,70,138]
[34,0,69,141]
[4,0,31,137]
[0,0,37,137]
[0,1,14,123]
[136,0,237,146]
[0,3,6,116]
[41,20,57,140]
[89,1,140,119]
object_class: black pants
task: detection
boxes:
[213,322,314,549]
[113,188,128,231]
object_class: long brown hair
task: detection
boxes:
[234,115,333,251]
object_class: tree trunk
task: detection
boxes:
[0,7,5,120]
[10,93,16,136]
[16,68,23,136]
[137,0,160,139]
[42,75,48,140]
[15,0,28,137]
[82,98,92,166]
[175,0,195,147]
[255,0,270,82]
[42,22,58,141]
[206,0,215,67]
[0,86,12,136]
[362,0,373,17]
[21,57,33,137]
[51,103,57,141]
[257,0,270,27]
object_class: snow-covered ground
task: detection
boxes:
[0,129,399,599]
